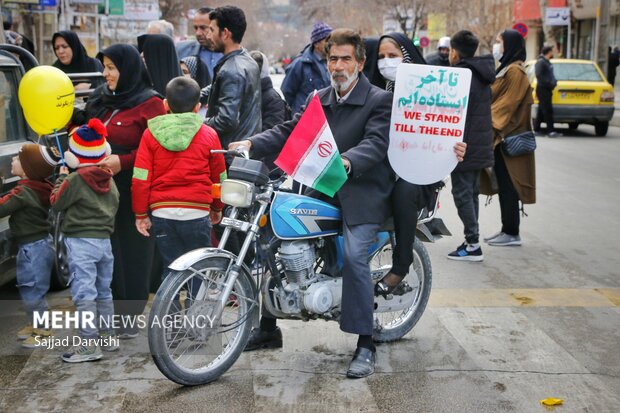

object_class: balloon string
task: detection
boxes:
[53,128,66,167]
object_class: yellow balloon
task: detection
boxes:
[18,65,75,136]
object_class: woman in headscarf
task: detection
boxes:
[137,34,183,96]
[52,31,104,90]
[180,55,211,89]
[480,29,535,247]
[74,44,166,338]
[371,33,465,296]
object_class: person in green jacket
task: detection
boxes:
[2,144,57,348]
[51,119,120,363]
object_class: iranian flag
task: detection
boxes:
[275,93,347,197]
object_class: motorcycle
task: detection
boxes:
[148,149,450,386]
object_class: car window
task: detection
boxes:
[0,68,27,144]
[554,63,603,82]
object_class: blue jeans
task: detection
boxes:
[151,215,212,280]
[65,238,115,339]
[16,235,54,320]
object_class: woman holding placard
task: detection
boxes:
[370,33,467,295]
[481,29,536,247]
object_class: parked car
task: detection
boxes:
[525,59,615,136]
[0,45,38,287]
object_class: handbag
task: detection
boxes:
[502,130,536,157]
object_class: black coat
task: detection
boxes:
[535,55,557,89]
[250,74,394,226]
[260,77,289,131]
[454,55,496,172]
[206,48,262,147]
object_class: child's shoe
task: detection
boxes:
[17,324,34,340]
[61,344,103,363]
[100,331,120,352]
[21,328,53,349]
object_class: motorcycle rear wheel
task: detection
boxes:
[148,255,257,386]
[371,238,432,342]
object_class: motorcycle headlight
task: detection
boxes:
[221,179,255,208]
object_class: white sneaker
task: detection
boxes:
[62,344,103,363]
[483,231,504,243]
[488,233,522,246]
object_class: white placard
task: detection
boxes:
[388,64,471,185]
[545,7,570,26]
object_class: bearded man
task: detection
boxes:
[230,28,394,378]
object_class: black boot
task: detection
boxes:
[244,327,283,351]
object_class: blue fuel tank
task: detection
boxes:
[270,192,342,239]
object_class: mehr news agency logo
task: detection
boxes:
[31,311,217,349]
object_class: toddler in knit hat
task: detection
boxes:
[50,118,120,363]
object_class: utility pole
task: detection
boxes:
[594,0,609,71]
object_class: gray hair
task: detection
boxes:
[147,20,174,37]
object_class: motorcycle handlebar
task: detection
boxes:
[211,147,250,159]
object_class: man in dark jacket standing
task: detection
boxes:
[534,45,560,137]
[447,30,495,262]
[205,6,261,149]
[231,29,394,379]
[281,22,333,114]
[426,36,451,66]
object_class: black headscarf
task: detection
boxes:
[180,56,211,89]
[52,31,102,73]
[377,32,426,91]
[85,44,157,119]
[496,29,527,74]
[137,34,183,96]
[363,37,385,89]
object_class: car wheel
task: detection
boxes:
[594,121,609,137]
[568,122,579,130]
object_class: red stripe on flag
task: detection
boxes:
[275,94,328,174]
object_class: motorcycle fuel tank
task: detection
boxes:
[270,192,342,239]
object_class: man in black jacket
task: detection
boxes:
[230,29,395,379]
[205,6,261,149]
[534,45,560,137]
[447,30,495,262]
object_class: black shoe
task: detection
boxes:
[374,274,412,298]
[244,327,283,351]
[346,347,376,378]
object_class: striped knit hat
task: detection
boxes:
[65,118,111,168]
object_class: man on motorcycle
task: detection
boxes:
[230,28,394,378]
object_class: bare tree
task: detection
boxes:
[375,0,427,39]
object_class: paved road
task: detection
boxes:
[1,124,619,412]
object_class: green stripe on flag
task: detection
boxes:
[312,153,348,197]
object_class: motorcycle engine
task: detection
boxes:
[279,241,317,288]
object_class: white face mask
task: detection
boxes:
[492,43,503,61]
[377,57,402,82]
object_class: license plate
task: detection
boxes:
[561,92,591,100]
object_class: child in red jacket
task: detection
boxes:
[132,77,226,277]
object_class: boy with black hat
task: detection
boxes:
[2,143,57,348]
[51,119,120,362]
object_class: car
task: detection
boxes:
[524,59,615,136]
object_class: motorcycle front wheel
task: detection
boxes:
[148,255,257,386]
[371,238,432,342]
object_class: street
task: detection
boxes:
[1,123,619,412]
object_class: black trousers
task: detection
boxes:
[391,179,433,277]
[534,87,555,133]
[450,170,481,244]
[494,147,520,236]
[110,171,154,322]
